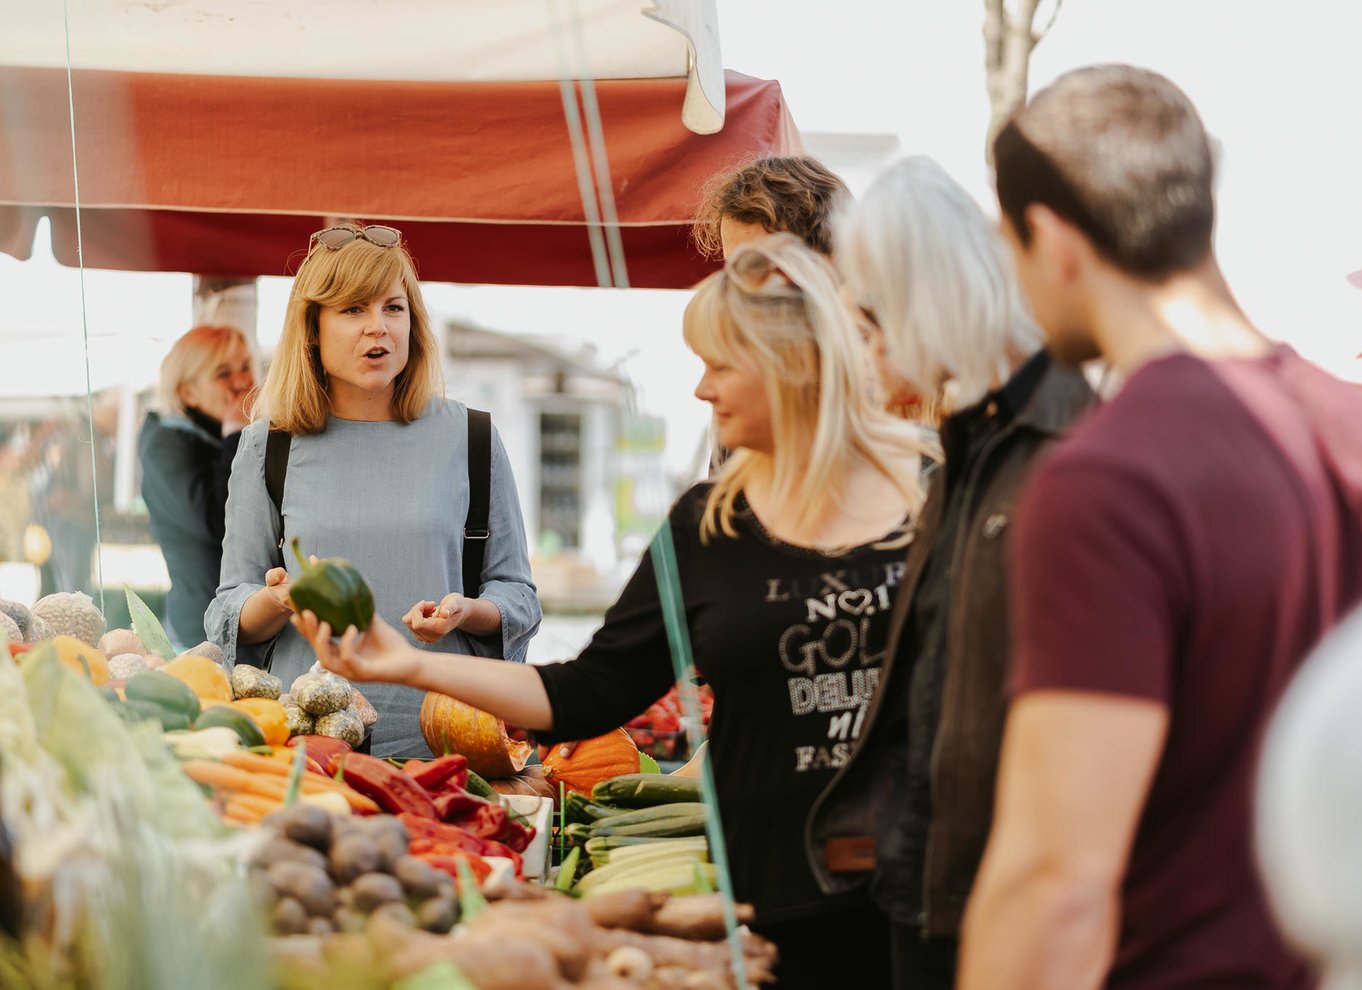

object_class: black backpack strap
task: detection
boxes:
[264,425,291,553]
[463,408,492,595]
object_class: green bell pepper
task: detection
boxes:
[288,537,375,633]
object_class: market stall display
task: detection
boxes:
[0,597,768,989]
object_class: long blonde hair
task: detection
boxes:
[257,232,442,433]
[838,156,1042,411]
[157,324,253,418]
[684,233,935,544]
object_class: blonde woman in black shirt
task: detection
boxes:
[297,233,934,987]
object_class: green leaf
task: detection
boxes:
[125,588,175,663]
[284,739,306,807]
[639,753,661,775]
[554,845,581,893]
[391,961,477,990]
[454,857,488,922]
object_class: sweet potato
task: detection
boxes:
[582,888,667,932]
[648,894,754,941]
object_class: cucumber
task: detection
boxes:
[463,769,499,802]
[194,705,266,748]
[124,669,202,723]
[584,835,699,855]
[592,773,702,807]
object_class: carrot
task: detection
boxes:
[223,799,278,825]
[224,792,284,818]
[217,752,380,813]
[181,761,289,801]
[223,751,302,777]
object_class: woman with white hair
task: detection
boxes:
[1257,605,1362,990]
[138,324,255,649]
[806,156,1097,989]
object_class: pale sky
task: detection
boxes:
[3,0,1359,481]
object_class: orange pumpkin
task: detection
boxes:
[231,698,290,746]
[419,693,533,778]
[541,727,640,797]
[161,654,232,702]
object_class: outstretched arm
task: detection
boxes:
[293,611,554,731]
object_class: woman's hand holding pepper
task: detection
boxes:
[293,611,422,684]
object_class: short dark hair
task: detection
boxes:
[693,156,850,258]
[993,65,1215,280]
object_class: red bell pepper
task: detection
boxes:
[400,814,525,877]
[433,789,486,823]
[336,753,438,818]
[286,734,352,773]
[406,754,469,792]
[418,853,492,885]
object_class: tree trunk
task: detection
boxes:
[983,0,1061,165]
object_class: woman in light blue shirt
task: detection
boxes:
[207,224,541,756]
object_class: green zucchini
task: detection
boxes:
[588,803,707,839]
[463,769,499,802]
[193,705,267,748]
[590,802,706,829]
[584,835,705,860]
[124,669,202,723]
[564,790,620,825]
[592,773,702,807]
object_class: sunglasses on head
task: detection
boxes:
[308,223,403,252]
[728,245,798,294]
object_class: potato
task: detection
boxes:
[350,872,405,912]
[333,907,367,934]
[415,896,456,935]
[279,803,334,852]
[367,821,410,872]
[329,832,382,885]
[394,855,442,900]
[367,900,417,930]
[251,836,328,873]
[267,861,337,918]
[272,896,309,935]
[306,916,336,937]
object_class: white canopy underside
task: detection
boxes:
[0,0,726,132]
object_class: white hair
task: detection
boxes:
[837,156,1042,410]
[1256,605,1362,990]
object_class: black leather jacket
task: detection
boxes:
[806,353,1096,936]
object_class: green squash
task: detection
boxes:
[193,705,267,748]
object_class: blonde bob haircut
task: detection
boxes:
[837,156,1043,412]
[684,233,935,546]
[258,234,442,433]
[157,324,253,419]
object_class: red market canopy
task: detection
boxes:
[0,67,800,289]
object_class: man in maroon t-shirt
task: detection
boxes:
[958,66,1362,989]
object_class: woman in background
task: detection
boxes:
[139,324,255,649]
